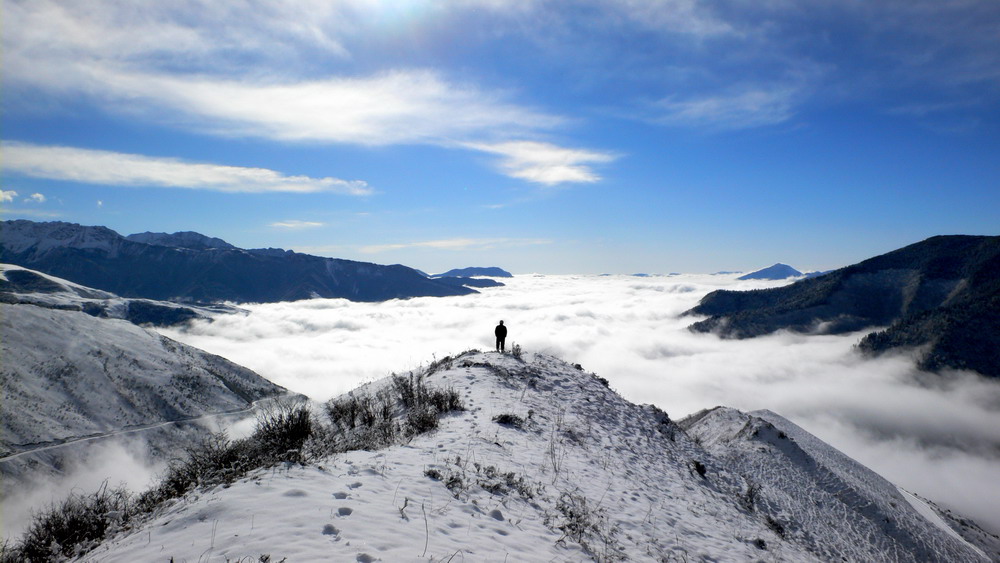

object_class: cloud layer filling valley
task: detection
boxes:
[159,274,1000,533]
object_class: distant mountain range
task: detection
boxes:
[126,230,237,250]
[738,263,803,280]
[433,266,513,278]
[0,220,483,303]
[686,235,1000,378]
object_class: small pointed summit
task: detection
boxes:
[738,263,802,280]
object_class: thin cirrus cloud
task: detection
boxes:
[268,220,326,229]
[652,87,800,130]
[359,237,552,253]
[2,142,371,195]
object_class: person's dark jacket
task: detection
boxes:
[495,324,507,338]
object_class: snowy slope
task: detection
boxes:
[679,407,1000,561]
[78,352,996,562]
[1,264,234,325]
[1,304,287,453]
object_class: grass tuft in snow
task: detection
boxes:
[766,515,787,539]
[548,491,626,562]
[199,556,285,563]
[139,400,315,510]
[425,456,543,502]
[3,482,134,563]
[3,400,315,562]
[325,372,464,449]
[492,412,526,429]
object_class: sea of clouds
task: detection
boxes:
[7,274,997,542]
[153,274,1000,534]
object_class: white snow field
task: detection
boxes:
[0,304,284,452]
[80,351,998,562]
[1,265,291,537]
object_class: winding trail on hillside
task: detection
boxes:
[0,398,281,463]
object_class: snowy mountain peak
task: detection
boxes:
[75,351,997,562]
[0,220,125,255]
[126,230,237,250]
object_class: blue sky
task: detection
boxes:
[2,0,998,274]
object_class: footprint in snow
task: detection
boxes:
[283,489,308,497]
[356,554,376,563]
[348,482,363,489]
[333,492,349,499]
[489,509,504,521]
[338,507,354,517]
[322,524,340,536]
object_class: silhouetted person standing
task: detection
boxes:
[495,320,507,352]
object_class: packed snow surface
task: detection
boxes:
[81,352,996,562]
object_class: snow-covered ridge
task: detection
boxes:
[0,263,235,325]
[80,351,998,562]
[126,230,236,250]
[1,303,287,453]
[0,219,128,255]
[680,406,999,561]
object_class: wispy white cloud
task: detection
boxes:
[652,87,799,130]
[605,0,734,37]
[359,237,551,253]
[1,190,18,203]
[1,208,63,218]
[26,193,47,203]
[467,141,617,185]
[2,142,371,195]
[2,0,354,82]
[93,70,563,146]
[268,220,325,229]
[3,2,599,186]
[3,2,565,149]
